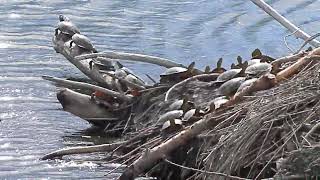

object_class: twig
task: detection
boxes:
[250,0,320,47]
[295,32,320,54]
[164,159,250,180]
[283,29,299,53]
[164,73,219,101]
[42,75,132,102]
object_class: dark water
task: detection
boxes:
[1,0,319,179]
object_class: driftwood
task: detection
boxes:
[56,88,120,126]
[250,0,320,47]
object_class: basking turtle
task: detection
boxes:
[89,57,115,71]
[216,68,242,83]
[161,119,183,135]
[114,61,145,84]
[168,98,194,111]
[160,62,195,83]
[183,108,204,122]
[245,62,272,77]
[218,77,246,97]
[157,110,183,124]
[251,48,275,63]
[70,33,98,53]
[216,61,247,83]
[59,14,70,22]
[55,21,80,37]
[124,74,145,87]
[211,96,229,110]
[211,58,226,74]
[236,78,258,94]
[248,59,261,66]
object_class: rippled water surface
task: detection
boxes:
[1,0,319,179]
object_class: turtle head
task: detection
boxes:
[69,41,74,48]
[89,60,93,70]
[237,56,242,65]
[59,14,70,22]
[217,58,223,68]
[251,48,262,59]
[204,66,211,73]
[55,28,59,36]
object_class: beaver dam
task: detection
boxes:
[40,11,320,180]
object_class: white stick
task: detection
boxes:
[42,75,132,102]
[250,0,320,47]
[75,51,186,68]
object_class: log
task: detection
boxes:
[250,0,320,47]
[276,48,320,81]
[56,88,119,126]
[41,141,125,160]
[53,34,114,89]
[42,75,132,102]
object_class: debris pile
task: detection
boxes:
[41,15,320,179]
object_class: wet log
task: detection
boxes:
[56,88,120,126]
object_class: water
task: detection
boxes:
[0,0,319,179]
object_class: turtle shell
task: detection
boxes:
[169,100,184,111]
[160,67,188,76]
[236,78,258,93]
[71,34,97,53]
[161,119,183,131]
[183,109,196,121]
[57,21,80,36]
[245,62,272,77]
[212,96,229,109]
[248,59,261,66]
[216,68,242,83]
[218,77,246,97]
[157,110,183,124]
[124,74,145,86]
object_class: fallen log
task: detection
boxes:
[56,88,121,126]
